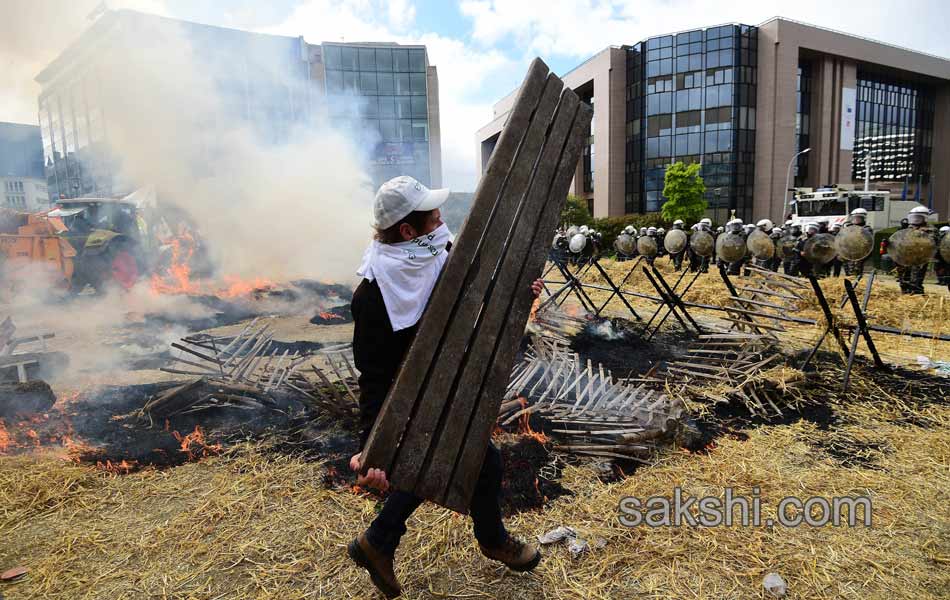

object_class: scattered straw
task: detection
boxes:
[2,387,948,599]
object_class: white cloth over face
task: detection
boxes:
[357,223,454,331]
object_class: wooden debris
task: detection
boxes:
[499,335,682,462]
[0,316,60,383]
[144,320,359,421]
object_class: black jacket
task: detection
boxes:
[350,278,418,449]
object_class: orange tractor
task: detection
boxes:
[0,197,149,296]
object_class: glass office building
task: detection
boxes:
[481,18,950,221]
[850,72,935,185]
[625,24,758,221]
[322,43,433,187]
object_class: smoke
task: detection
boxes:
[1,8,383,391]
[85,12,376,283]
[0,0,167,123]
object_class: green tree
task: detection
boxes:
[661,161,707,223]
[560,194,592,227]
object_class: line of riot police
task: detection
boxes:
[554,206,950,295]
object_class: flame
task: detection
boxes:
[528,297,540,323]
[316,311,344,321]
[0,419,11,454]
[151,234,199,295]
[150,234,276,299]
[52,391,81,411]
[25,429,40,447]
[217,275,275,298]
[173,425,222,458]
[516,397,549,444]
[96,459,137,474]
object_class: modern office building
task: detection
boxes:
[0,122,49,211]
[476,18,950,223]
[34,10,441,200]
[307,42,442,187]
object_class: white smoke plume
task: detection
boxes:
[90,12,376,284]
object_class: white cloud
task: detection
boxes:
[460,0,950,60]
[266,0,516,192]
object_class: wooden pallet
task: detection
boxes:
[360,58,593,513]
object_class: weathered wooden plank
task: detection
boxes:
[444,100,593,511]
[360,59,550,472]
[413,89,578,500]
[388,75,564,489]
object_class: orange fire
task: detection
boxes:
[52,390,81,411]
[173,425,222,458]
[516,397,549,444]
[150,234,275,298]
[528,297,541,323]
[316,311,344,321]
[217,275,275,298]
[0,419,11,454]
[151,234,199,295]
[96,459,137,474]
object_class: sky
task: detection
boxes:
[2,0,949,192]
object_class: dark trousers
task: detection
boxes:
[365,442,508,555]
[671,251,684,271]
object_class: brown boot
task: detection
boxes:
[479,535,542,572]
[347,533,401,598]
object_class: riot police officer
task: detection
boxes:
[842,208,873,276]
[782,223,803,276]
[935,225,950,292]
[828,223,843,277]
[669,220,686,271]
[796,222,820,277]
[899,206,933,294]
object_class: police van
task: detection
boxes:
[790,185,937,229]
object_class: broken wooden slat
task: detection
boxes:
[359,59,551,475]
[409,80,576,500]
[444,102,594,511]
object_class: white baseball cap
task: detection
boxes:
[374,176,450,230]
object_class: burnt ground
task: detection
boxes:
[5,377,573,516]
[309,304,353,325]
[688,351,950,466]
[569,316,690,378]
[54,383,313,469]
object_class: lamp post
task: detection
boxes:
[783,147,810,221]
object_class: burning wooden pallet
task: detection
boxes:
[143,320,357,420]
[499,335,683,463]
[360,58,593,513]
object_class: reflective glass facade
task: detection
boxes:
[38,13,311,200]
[625,24,757,220]
[323,44,431,186]
[851,72,935,183]
[794,62,812,187]
[39,68,116,200]
[582,94,594,193]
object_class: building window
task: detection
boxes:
[325,43,432,186]
[627,24,757,218]
[851,73,934,185]
[794,62,812,187]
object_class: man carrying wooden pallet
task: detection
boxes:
[346,176,543,598]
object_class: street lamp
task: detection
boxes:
[783,147,811,221]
